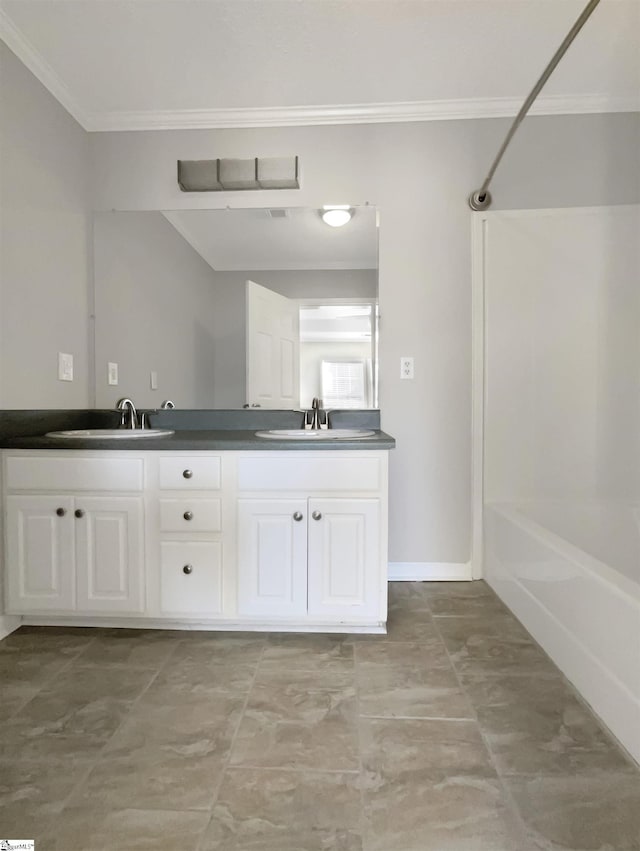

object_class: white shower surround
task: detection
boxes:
[472,205,640,765]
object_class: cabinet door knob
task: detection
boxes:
[56,507,66,517]
[183,511,194,521]
[183,469,193,479]
[74,509,85,519]
[293,511,303,521]
[312,510,322,521]
[183,564,193,575]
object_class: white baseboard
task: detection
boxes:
[0,614,22,640]
[388,562,472,581]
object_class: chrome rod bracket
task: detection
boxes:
[468,190,492,212]
[467,0,601,211]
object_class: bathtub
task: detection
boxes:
[484,501,640,765]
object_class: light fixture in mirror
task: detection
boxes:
[321,206,353,228]
[93,206,378,410]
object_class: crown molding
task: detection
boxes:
[0,8,90,130]
[2,9,638,133]
[84,93,640,132]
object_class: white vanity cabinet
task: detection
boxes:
[3,454,145,615]
[236,452,387,627]
[2,447,389,632]
[155,454,225,618]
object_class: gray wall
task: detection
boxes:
[0,42,91,408]
[2,38,638,565]
[93,212,220,408]
[90,115,640,565]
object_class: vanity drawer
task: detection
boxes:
[160,541,222,615]
[5,455,144,492]
[159,457,221,491]
[159,499,222,533]
[237,454,383,492]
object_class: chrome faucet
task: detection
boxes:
[116,398,138,429]
[305,397,328,430]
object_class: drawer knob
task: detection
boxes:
[56,507,66,517]
[183,511,194,521]
[312,511,322,521]
[293,511,303,521]
[183,469,193,479]
[74,509,85,519]
[183,564,193,575]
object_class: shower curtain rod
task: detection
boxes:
[468,0,602,211]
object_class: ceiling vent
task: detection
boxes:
[266,209,290,219]
[178,156,299,192]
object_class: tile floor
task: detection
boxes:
[1,581,639,850]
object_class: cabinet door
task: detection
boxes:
[75,497,144,614]
[5,496,75,613]
[307,498,381,620]
[237,499,307,617]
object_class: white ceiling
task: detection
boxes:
[1,0,638,131]
[162,206,378,271]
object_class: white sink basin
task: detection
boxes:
[46,428,174,439]
[255,429,375,440]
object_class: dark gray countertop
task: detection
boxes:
[0,409,395,451]
[0,429,395,451]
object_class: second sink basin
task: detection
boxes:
[46,428,175,439]
[255,429,375,440]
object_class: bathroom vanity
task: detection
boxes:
[1,418,393,633]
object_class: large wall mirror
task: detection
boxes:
[93,206,378,410]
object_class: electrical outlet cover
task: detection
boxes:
[58,352,74,381]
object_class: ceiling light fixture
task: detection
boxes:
[321,206,353,228]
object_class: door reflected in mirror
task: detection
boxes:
[93,207,378,409]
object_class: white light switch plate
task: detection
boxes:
[58,352,74,381]
[108,362,118,385]
[150,370,158,390]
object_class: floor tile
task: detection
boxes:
[436,616,557,676]
[0,625,96,656]
[1,583,637,851]
[0,681,41,722]
[506,771,640,850]
[0,666,157,759]
[67,700,242,811]
[354,637,452,671]
[201,768,362,850]
[0,756,92,838]
[461,673,635,775]
[105,698,244,751]
[68,747,226,812]
[169,635,266,666]
[262,634,355,673]
[422,581,497,598]
[387,582,433,611]
[384,606,435,642]
[362,770,529,851]
[140,660,256,706]
[73,628,180,669]
[230,671,358,771]
[42,806,210,851]
[357,666,474,719]
[360,717,496,778]
[429,592,511,618]
[0,649,75,687]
